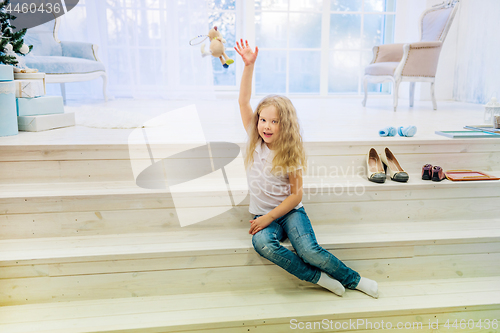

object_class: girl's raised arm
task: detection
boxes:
[235,39,259,132]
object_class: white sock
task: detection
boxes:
[316,272,345,297]
[356,277,379,298]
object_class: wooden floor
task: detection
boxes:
[0,96,488,145]
[1,96,499,333]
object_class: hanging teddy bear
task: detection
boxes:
[200,26,234,68]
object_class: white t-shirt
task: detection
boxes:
[246,140,303,215]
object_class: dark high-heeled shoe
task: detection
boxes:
[366,148,386,183]
[380,147,409,182]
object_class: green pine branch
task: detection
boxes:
[0,0,32,66]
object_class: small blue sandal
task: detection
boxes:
[398,125,417,137]
[379,126,396,137]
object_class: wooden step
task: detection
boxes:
[2,219,500,262]
[1,140,499,184]
[0,115,499,331]
[1,151,499,183]
[3,174,499,203]
[2,252,499,306]
[2,175,499,238]
[3,195,500,239]
[0,277,499,333]
[1,219,499,305]
[2,140,498,162]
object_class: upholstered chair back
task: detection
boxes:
[420,6,455,42]
[24,20,62,57]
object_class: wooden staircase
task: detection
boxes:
[1,139,500,332]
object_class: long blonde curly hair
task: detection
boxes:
[244,95,307,176]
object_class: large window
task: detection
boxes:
[57,0,396,97]
[105,0,170,94]
[208,1,237,87]
[212,0,395,95]
[328,0,396,95]
[255,0,323,94]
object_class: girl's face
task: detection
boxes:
[258,105,280,149]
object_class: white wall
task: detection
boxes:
[454,0,500,104]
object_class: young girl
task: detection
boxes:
[234,39,379,298]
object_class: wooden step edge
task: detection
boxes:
[1,137,499,150]
[1,219,500,263]
[1,171,499,200]
[0,277,499,332]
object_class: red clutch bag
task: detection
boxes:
[445,170,500,181]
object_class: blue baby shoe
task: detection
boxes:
[398,125,417,137]
[379,126,397,137]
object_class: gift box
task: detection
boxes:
[16,96,65,116]
[14,72,46,89]
[18,112,75,132]
[15,79,46,98]
[0,65,18,137]
[0,64,14,81]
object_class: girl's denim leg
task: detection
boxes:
[280,207,361,289]
[252,216,320,283]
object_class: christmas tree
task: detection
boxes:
[0,0,32,66]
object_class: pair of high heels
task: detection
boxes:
[366,147,409,183]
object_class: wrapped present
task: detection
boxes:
[16,96,64,116]
[0,64,14,81]
[18,113,75,132]
[0,65,18,137]
[14,72,46,93]
[13,67,39,74]
[15,79,46,98]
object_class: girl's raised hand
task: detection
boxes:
[235,39,259,66]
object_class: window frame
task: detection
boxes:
[215,0,396,96]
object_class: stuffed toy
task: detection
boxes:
[200,26,234,68]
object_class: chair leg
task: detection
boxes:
[60,83,66,105]
[362,77,368,107]
[102,74,108,102]
[430,81,437,110]
[393,80,400,112]
[409,82,415,107]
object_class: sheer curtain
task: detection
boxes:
[54,0,215,100]
[454,0,500,104]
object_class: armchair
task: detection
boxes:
[362,0,459,111]
[23,18,107,103]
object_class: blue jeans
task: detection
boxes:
[252,206,360,289]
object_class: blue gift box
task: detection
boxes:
[0,82,19,137]
[0,64,14,81]
[16,96,65,116]
[0,65,18,137]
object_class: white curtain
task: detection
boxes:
[54,0,215,100]
[453,0,500,104]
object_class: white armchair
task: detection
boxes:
[362,0,459,111]
[23,18,107,103]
